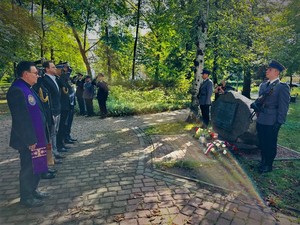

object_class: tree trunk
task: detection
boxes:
[187,1,209,122]
[105,26,112,82]
[72,27,92,76]
[40,0,45,58]
[132,0,141,80]
[242,66,251,99]
[62,6,92,76]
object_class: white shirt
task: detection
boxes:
[269,78,279,85]
[45,74,59,91]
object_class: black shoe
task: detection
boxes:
[69,138,77,141]
[62,145,71,149]
[58,147,68,152]
[33,191,51,199]
[20,198,44,207]
[41,172,56,179]
[54,159,63,164]
[48,168,57,174]
[64,139,76,144]
[54,154,65,159]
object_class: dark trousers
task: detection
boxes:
[84,98,94,116]
[76,94,85,115]
[256,123,279,167]
[97,98,107,116]
[19,149,40,200]
[57,110,69,148]
[200,104,210,126]
[65,107,74,140]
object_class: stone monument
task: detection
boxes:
[211,91,258,146]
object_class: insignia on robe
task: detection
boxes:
[28,94,36,106]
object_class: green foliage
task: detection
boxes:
[0,0,40,78]
[1,0,299,91]
[105,85,190,117]
[0,74,13,84]
[267,0,300,75]
[279,101,300,151]
[41,18,86,71]
[144,121,198,135]
[93,27,134,80]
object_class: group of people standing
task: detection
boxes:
[6,59,289,209]
[73,72,109,119]
[7,60,110,208]
[197,60,290,174]
[6,60,105,208]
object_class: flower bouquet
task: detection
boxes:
[204,140,228,155]
[194,127,212,140]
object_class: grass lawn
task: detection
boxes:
[143,101,300,217]
[241,101,300,216]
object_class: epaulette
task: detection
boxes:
[279,82,289,86]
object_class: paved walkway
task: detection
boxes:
[0,110,298,225]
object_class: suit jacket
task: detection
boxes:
[83,82,95,99]
[96,81,109,100]
[7,79,46,150]
[56,76,70,111]
[198,79,213,105]
[33,77,53,129]
[75,79,84,96]
[42,75,61,116]
[256,80,290,125]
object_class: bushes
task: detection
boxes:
[79,85,190,117]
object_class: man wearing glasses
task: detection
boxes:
[6,61,50,207]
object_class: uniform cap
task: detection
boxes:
[268,60,285,72]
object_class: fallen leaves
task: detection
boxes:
[113,214,125,222]
[67,206,95,216]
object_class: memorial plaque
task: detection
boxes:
[214,101,238,131]
[211,91,258,144]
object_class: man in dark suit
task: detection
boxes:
[7,61,50,207]
[55,65,72,151]
[198,69,214,128]
[42,61,66,160]
[73,73,86,115]
[255,60,290,173]
[95,73,109,119]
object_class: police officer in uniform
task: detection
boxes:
[198,69,214,128]
[255,60,290,173]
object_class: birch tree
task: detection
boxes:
[187,0,210,121]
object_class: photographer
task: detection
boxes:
[254,60,290,173]
[214,80,226,100]
[73,73,86,116]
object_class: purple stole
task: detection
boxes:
[13,79,48,174]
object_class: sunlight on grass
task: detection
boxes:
[279,102,300,152]
[154,160,203,170]
[240,159,300,215]
[144,121,199,135]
